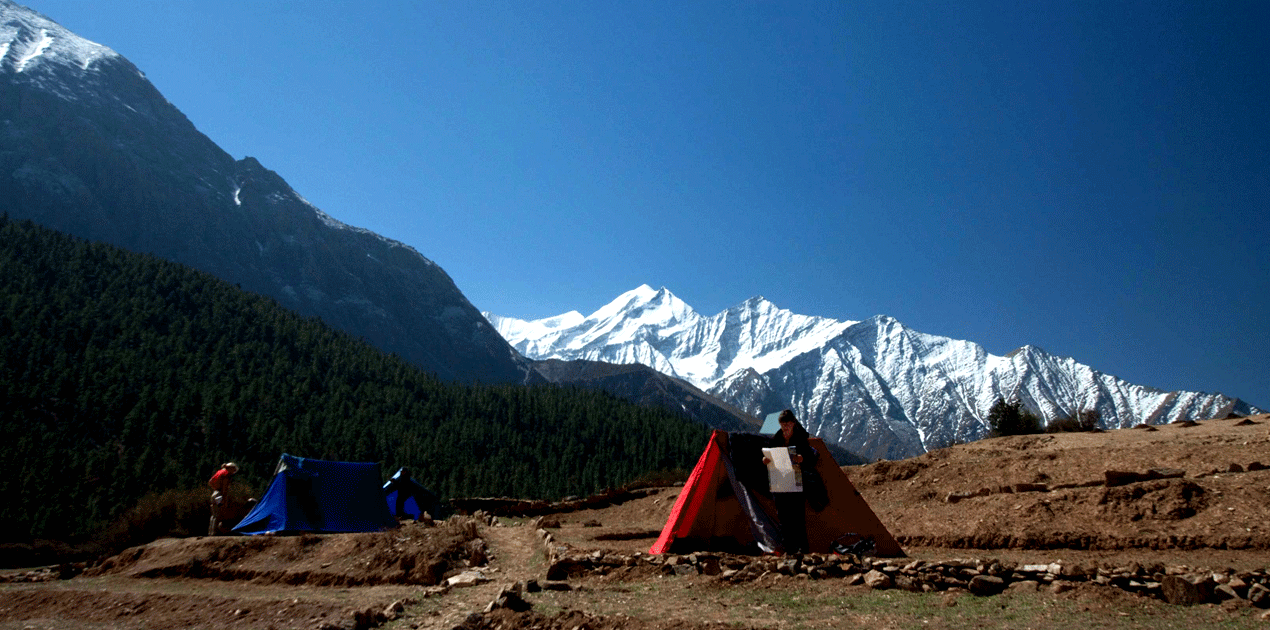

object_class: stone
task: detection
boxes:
[864,570,893,589]
[1161,575,1206,606]
[699,556,722,576]
[1007,580,1040,593]
[545,557,587,581]
[1248,583,1270,608]
[1214,584,1241,602]
[1050,582,1075,595]
[968,575,1006,597]
[672,563,699,576]
[445,571,491,588]
[487,588,533,613]
[382,600,406,621]
[1104,470,1147,486]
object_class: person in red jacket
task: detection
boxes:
[208,462,239,536]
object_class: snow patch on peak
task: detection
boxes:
[12,28,51,72]
[0,3,118,76]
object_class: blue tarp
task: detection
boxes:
[233,454,398,535]
[383,468,447,520]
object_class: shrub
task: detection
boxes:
[1045,417,1082,433]
[987,398,1042,437]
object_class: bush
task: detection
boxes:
[1046,417,1084,433]
[987,398,1042,437]
[93,483,253,557]
[1046,409,1102,433]
[622,469,691,490]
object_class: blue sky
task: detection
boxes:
[32,1,1268,406]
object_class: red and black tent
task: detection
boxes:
[651,430,904,557]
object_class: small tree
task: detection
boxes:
[987,398,1042,437]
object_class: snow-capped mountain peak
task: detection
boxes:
[586,284,695,330]
[490,287,1262,460]
[1,2,117,76]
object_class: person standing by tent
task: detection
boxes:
[763,410,825,554]
[208,462,238,536]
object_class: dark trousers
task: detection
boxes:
[774,492,808,554]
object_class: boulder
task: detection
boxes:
[968,575,1006,597]
[1160,575,1206,606]
[1248,583,1270,609]
[864,570,893,589]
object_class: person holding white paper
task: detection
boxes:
[762,409,817,554]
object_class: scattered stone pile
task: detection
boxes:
[0,562,82,583]
[536,526,1270,608]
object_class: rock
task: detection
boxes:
[1248,583,1270,608]
[545,557,587,580]
[486,587,533,613]
[672,563,699,576]
[383,600,406,621]
[1161,575,1206,606]
[968,575,1006,596]
[446,571,492,588]
[1007,580,1039,593]
[1213,584,1241,602]
[465,540,488,566]
[1051,582,1076,595]
[864,570,893,589]
[699,555,722,576]
[350,607,385,630]
[1104,470,1147,487]
[540,580,573,591]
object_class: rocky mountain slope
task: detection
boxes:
[0,0,530,383]
[488,285,1261,459]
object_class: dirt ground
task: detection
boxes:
[3,414,1270,629]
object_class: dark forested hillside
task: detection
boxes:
[0,216,709,540]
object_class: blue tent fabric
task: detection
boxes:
[383,468,447,520]
[233,454,398,535]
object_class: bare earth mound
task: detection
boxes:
[2,414,1269,629]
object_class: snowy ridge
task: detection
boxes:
[0,2,117,77]
[490,288,1262,460]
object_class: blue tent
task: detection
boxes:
[234,454,398,535]
[383,467,448,520]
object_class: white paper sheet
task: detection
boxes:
[763,447,803,493]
